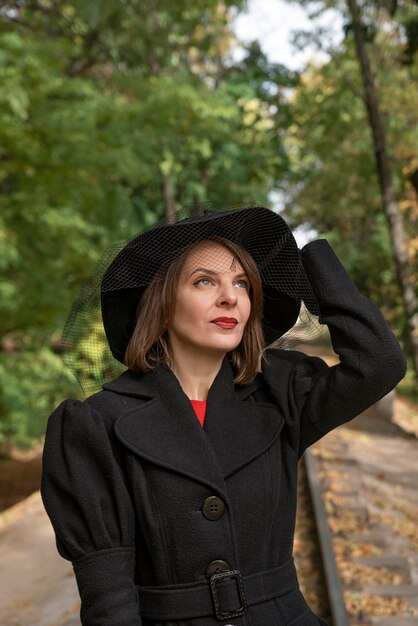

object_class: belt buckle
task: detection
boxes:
[209,569,247,621]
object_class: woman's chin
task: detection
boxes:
[198,337,242,355]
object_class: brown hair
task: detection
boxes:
[124,237,265,384]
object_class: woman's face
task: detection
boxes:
[167,241,251,358]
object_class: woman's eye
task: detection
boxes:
[235,280,248,289]
[194,277,213,286]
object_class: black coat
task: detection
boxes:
[41,240,406,626]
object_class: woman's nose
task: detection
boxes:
[217,284,238,305]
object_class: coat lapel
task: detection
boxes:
[104,358,284,496]
[202,359,285,478]
[109,364,228,495]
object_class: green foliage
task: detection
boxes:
[281,15,418,328]
[0,0,292,453]
[0,345,81,451]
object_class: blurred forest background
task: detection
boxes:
[0,0,417,455]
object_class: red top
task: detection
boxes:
[190,399,207,427]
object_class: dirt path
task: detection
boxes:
[0,492,81,626]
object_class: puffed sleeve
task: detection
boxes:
[263,239,407,458]
[40,398,142,626]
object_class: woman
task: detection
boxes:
[41,205,406,626]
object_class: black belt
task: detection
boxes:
[137,556,298,621]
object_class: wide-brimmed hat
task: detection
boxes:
[61,203,321,394]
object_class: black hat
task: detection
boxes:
[62,203,320,394]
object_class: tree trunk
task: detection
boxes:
[347,0,418,384]
[409,168,418,197]
[163,173,176,223]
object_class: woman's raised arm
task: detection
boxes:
[263,239,407,457]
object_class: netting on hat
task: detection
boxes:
[61,202,325,396]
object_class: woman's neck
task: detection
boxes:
[169,350,226,401]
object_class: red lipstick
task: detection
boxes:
[211,317,238,329]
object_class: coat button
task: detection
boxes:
[201,496,226,520]
[206,559,230,579]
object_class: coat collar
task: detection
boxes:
[103,358,284,497]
